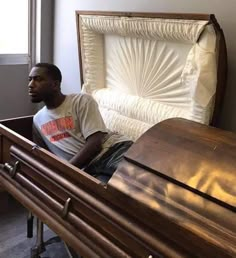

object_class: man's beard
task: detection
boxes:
[30,96,42,103]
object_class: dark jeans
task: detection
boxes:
[84,141,133,183]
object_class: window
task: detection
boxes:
[0,0,28,54]
[0,0,35,65]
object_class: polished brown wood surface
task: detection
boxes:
[0,117,235,257]
[76,10,214,20]
[111,118,236,257]
[125,118,236,209]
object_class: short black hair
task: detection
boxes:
[34,63,62,83]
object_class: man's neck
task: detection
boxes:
[45,93,66,109]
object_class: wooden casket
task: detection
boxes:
[1,11,235,258]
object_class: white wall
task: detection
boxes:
[53,0,236,132]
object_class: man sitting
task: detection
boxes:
[28,62,133,183]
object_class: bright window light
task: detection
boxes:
[0,0,28,54]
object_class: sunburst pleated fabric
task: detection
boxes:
[80,15,217,141]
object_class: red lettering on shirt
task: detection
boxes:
[50,132,71,142]
[41,116,74,136]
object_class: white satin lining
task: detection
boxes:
[80,15,208,43]
[80,15,217,140]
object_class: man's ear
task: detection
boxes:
[52,80,60,89]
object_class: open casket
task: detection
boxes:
[77,11,227,139]
[1,11,235,258]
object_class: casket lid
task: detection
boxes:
[76,11,227,139]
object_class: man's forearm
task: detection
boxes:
[69,141,102,169]
[70,131,106,168]
[32,125,49,150]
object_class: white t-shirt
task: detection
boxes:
[33,93,129,162]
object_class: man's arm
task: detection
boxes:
[69,131,106,169]
[32,124,49,150]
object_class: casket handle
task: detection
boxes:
[4,161,20,178]
[61,197,71,219]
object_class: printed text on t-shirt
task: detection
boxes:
[41,117,74,135]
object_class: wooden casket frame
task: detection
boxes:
[1,12,235,258]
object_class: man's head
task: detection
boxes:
[28,63,62,103]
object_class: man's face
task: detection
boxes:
[28,67,56,103]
